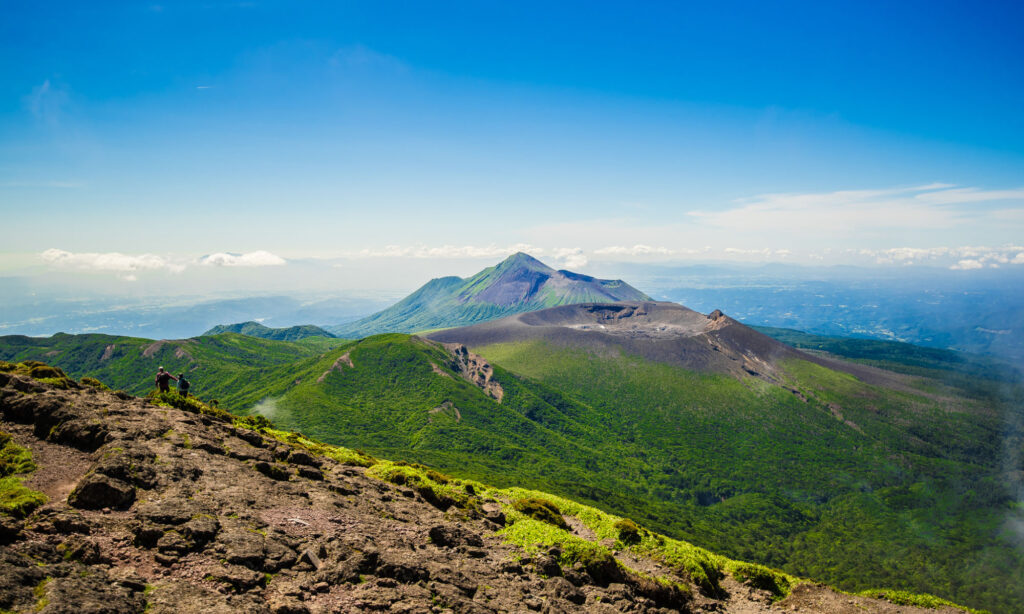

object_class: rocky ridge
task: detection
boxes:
[0,365,973,614]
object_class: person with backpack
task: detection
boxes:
[177,373,191,398]
[154,366,177,393]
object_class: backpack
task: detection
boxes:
[179,378,190,391]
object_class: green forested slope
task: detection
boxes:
[471,341,1023,614]
[1,328,1020,612]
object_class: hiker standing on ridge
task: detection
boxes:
[154,366,177,393]
[177,372,191,398]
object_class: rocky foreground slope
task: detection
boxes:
[0,365,975,614]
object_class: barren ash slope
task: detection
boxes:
[0,363,981,614]
[426,300,910,389]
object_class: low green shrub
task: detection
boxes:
[726,561,795,599]
[614,518,642,544]
[29,365,65,380]
[425,469,451,484]
[235,415,274,431]
[80,377,110,391]
[512,497,568,530]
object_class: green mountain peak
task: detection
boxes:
[328,253,650,338]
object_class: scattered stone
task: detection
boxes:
[68,473,135,510]
[546,576,586,605]
[219,529,266,569]
[57,536,104,564]
[298,547,322,570]
[428,524,483,548]
[296,466,323,481]
[287,450,320,467]
[254,461,291,481]
[208,564,265,591]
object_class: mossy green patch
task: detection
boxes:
[0,430,46,518]
[512,497,568,529]
[858,589,990,613]
[725,561,796,599]
[80,376,110,390]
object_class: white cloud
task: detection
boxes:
[951,259,984,270]
[914,187,1024,205]
[41,248,186,277]
[340,244,545,260]
[198,250,287,267]
[859,245,1024,269]
[723,247,792,257]
[594,245,675,256]
[550,247,588,269]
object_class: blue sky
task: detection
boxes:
[2,1,1023,287]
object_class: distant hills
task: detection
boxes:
[327,252,650,338]
[202,321,336,341]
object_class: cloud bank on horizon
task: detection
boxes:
[24,182,1024,281]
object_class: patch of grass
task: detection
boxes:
[0,431,46,518]
[500,512,608,567]
[0,476,46,517]
[858,589,990,614]
[0,431,35,476]
[33,577,50,612]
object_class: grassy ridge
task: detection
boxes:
[474,340,1023,613]
[0,332,346,409]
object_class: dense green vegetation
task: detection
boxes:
[755,326,1022,398]
[201,321,337,341]
[474,341,1023,613]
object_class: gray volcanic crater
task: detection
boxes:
[427,301,910,389]
[519,302,715,339]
